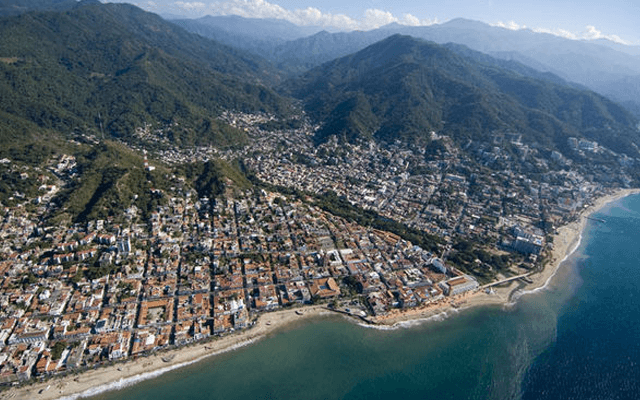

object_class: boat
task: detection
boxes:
[295,310,304,315]
[161,354,175,363]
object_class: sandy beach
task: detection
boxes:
[366,188,640,326]
[0,306,331,400]
[2,188,638,400]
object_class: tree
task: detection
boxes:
[51,341,67,360]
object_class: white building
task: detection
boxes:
[439,275,479,296]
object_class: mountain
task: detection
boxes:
[267,30,393,75]
[170,16,286,58]
[0,0,99,17]
[284,35,639,156]
[421,19,640,117]
[590,38,640,57]
[172,16,339,75]
[0,2,291,147]
[172,15,323,43]
[53,141,249,223]
[235,18,640,116]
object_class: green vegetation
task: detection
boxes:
[0,135,72,206]
[242,164,442,252]
[0,0,94,17]
[447,239,518,283]
[50,341,67,360]
[85,262,119,281]
[177,159,251,200]
[284,35,639,157]
[313,191,442,252]
[0,2,292,147]
[51,141,165,222]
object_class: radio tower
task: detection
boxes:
[143,149,149,171]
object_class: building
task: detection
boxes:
[513,236,543,255]
[308,277,340,298]
[439,275,479,296]
[7,330,49,345]
[431,258,447,274]
[117,238,131,254]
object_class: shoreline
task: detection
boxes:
[2,189,638,400]
[0,306,333,400]
[354,188,640,327]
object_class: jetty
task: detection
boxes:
[479,272,532,290]
[324,306,374,324]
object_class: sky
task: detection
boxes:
[113,0,640,45]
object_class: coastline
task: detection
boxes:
[2,189,638,400]
[0,306,332,400]
[362,188,640,326]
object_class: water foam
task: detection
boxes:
[55,338,258,400]
[356,308,459,331]
[508,229,584,306]
[53,201,624,399]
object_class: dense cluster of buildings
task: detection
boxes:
[0,112,634,385]
[0,165,475,384]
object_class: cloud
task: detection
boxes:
[491,20,630,45]
[203,0,355,28]
[532,27,578,40]
[581,25,628,44]
[358,9,438,30]
[292,7,359,30]
[491,20,526,31]
[205,0,437,31]
[126,1,158,10]
[533,25,631,44]
[174,1,207,10]
[399,14,439,27]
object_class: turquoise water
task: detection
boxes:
[92,194,640,400]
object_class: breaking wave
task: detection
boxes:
[56,338,258,400]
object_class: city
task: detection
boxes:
[0,111,628,386]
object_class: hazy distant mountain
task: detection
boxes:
[402,20,640,118]
[171,17,281,57]
[183,15,323,41]
[590,38,640,57]
[212,16,640,116]
[0,2,291,146]
[284,35,639,157]
[171,15,324,58]
[267,30,393,75]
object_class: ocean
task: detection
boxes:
[90,194,640,400]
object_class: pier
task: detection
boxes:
[479,273,533,290]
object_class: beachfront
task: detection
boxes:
[3,188,637,400]
[371,189,640,327]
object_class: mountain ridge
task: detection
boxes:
[284,35,639,156]
[0,0,99,16]
[0,2,292,146]
[175,14,640,117]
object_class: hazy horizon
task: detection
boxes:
[109,0,640,45]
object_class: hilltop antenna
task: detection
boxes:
[98,111,105,140]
